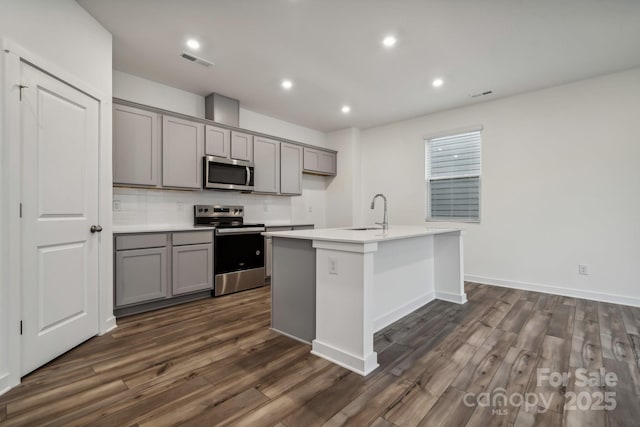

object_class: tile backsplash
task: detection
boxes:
[113,187,294,226]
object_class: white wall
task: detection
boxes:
[357,68,640,305]
[0,0,112,394]
[112,71,328,227]
[326,128,363,227]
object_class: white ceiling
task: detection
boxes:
[77,0,640,132]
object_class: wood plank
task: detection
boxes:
[451,329,517,394]
[604,358,640,426]
[465,346,540,426]
[598,302,635,364]
[417,386,475,427]
[547,303,575,340]
[497,300,534,333]
[569,319,603,370]
[515,311,551,352]
[176,387,270,427]
[562,367,606,427]
[513,403,564,427]
[525,335,572,414]
[382,380,438,427]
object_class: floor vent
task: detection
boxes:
[180,52,214,67]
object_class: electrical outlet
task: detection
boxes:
[328,257,338,275]
[578,264,589,275]
[113,200,121,211]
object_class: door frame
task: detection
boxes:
[1,39,116,393]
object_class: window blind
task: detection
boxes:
[425,131,481,221]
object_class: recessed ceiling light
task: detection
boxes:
[186,39,200,50]
[432,78,444,88]
[382,35,397,48]
[281,79,293,90]
[341,105,351,114]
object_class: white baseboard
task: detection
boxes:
[99,316,117,335]
[270,327,312,345]
[435,291,468,305]
[373,292,435,332]
[465,275,640,308]
[311,339,379,376]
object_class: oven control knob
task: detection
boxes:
[256,250,261,256]
[204,208,209,212]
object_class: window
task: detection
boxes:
[425,130,481,221]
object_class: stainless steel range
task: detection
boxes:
[194,205,265,296]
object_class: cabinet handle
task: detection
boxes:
[90,225,103,233]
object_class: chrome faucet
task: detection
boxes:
[370,194,388,231]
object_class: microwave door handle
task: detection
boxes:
[246,166,251,186]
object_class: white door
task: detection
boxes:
[20,62,100,375]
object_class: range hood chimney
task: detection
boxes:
[205,93,240,127]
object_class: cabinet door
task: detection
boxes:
[253,137,280,194]
[303,147,321,172]
[162,116,204,189]
[280,143,303,195]
[319,151,337,175]
[115,247,168,306]
[113,104,160,186]
[231,131,254,162]
[205,124,230,158]
[172,243,213,295]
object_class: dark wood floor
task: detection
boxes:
[1,283,639,426]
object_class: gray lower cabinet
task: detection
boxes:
[115,247,168,306]
[172,243,213,295]
[115,230,214,315]
[113,104,160,187]
[253,137,280,194]
[162,116,204,189]
[280,143,303,195]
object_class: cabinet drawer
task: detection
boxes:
[172,231,213,246]
[116,233,167,250]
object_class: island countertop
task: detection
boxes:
[263,225,461,244]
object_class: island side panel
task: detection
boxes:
[433,231,467,304]
[312,240,379,376]
[271,237,316,343]
[373,235,436,331]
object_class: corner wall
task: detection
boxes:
[357,68,640,305]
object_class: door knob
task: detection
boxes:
[90,225,103,233]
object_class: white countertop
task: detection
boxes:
[113,224,215,234]
[263,225,460,244]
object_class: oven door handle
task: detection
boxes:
[246,166,251,186]
[216,227,265,235]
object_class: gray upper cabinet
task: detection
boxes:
[205,124,231,158]
[253,137,280,194]
[113,104,160,187]
[303,147,337,175]
[231,131,254,162]
[115,246,168,307]
[280,143,303,195]
[162,116,204,189]
[172,243,213,295]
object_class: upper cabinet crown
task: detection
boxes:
[303,147,337,176]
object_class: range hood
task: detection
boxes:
[205,93,239,127]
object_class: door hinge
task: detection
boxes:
[19,84,28,101]
[20,321,23,335]
[19,203,22,218]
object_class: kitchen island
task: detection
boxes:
[264,225,466,376]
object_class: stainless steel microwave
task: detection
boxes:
[203,156,255,191]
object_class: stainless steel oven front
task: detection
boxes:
[203,156,254,191]
[214,226,265,296]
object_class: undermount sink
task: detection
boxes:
[346,227,383,231]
